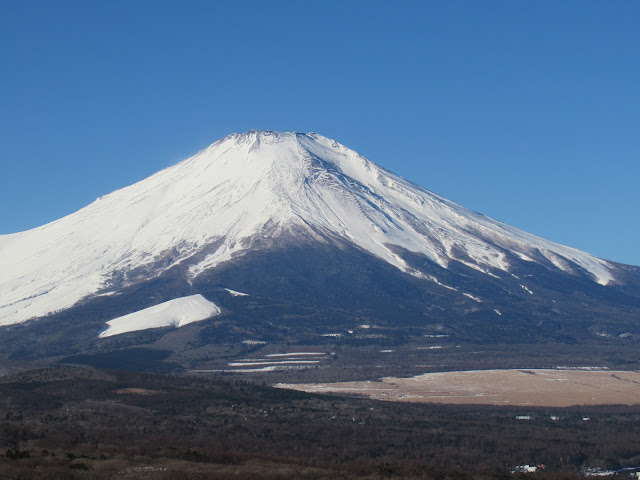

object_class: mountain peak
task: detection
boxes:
[195,130,355,180]
[222,130,305,146]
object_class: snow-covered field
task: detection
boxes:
[265,352,325,357]
[192,351,330,373]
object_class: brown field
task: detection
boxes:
[115,387,163,395]
[277,369,640,407]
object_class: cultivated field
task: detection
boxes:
[278,369,640,407]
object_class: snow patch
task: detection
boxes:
[99,294,220,338]
[265,352,325,357]
[427,275,458,291]
[513,252,534,262]
[228,360,320,366]
[225,288,249,297]
[463,293,482,303]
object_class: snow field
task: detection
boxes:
[99,294,220,338]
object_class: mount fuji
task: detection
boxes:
[1,131,639,375]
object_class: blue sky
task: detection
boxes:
[1,0,639,266]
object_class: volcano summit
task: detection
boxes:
[1,131,639,374]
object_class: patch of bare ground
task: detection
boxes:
[277,369,640,407]
[115,387,163,395]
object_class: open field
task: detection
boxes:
[277,369,640,407]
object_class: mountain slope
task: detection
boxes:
[0,131,622,328]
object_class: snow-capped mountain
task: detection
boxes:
[1,130,640,377]
[0,131,621,327]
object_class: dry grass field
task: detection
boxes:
[278,369,640,407]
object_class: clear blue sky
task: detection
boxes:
[1,0,638,266]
